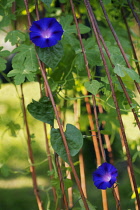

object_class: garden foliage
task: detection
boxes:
[0,0,140,209]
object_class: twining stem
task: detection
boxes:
[35,0,40,20]
[127,166,138,210]
[55,153,69,210]
[119,130,138,209]
[36,56,89,210]
[84,95,108,210]
[69,1,108,208]
[62,92,73,208]
[43,122,57,202]
[73,99,87,198]
[99,0,140,94]
[37,36,57,205]
[23,1,89,209]
[97,101,114,164]
[86,4,140,130]
[98,102,120,204]
[69,0,106,163]
[79,151,87,198]
[127,0,140,26]
[121,7,140,75]
[59,91,73,209]
[112,188,121,210]
[116,76,140,130]
[20,84,43,210]
[83,0,140,208]
[84,95,101,166]
[12,1,43,208]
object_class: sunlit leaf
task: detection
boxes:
[0,14,15,28]
[0,48,10,57]
[84,80,103,95]
[74,54,85,71]
[114,64,125,77]
[123,67,140,83]
[0,48,10,72]
[7,69,36,85]
[0,57,7,72]
[7,44,38,84]
[60,15,73,31]
[111,54,125,66]
[114,65,140,83]
[5,30,25,45]
[12,44,38,72]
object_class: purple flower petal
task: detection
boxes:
[51,31,64,40]
[92,162,118,190]
[30,22,42,33]
[94,180,109,190]
[29,17,64,48]
[45,37,58,48]
[30,36,47,48]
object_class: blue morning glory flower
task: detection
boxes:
[92,162,118,190]
[29,18,64,48]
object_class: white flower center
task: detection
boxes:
[103,173,111,182]
[41,29,52,38]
